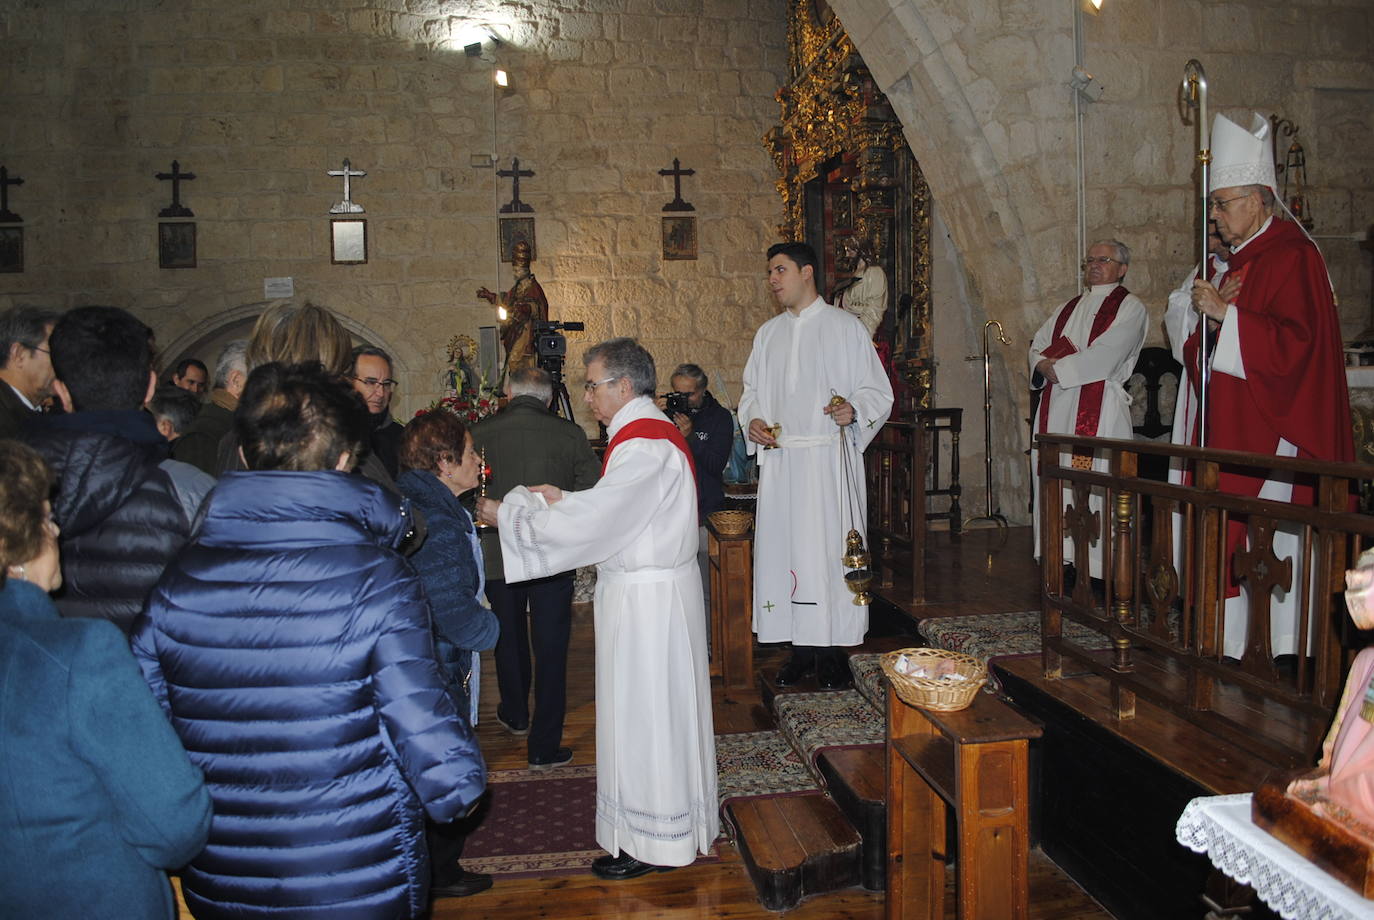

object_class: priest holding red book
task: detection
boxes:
[1029,239,1148,580]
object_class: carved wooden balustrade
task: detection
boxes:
[1037,432,1374,767]
[866,410,963,606]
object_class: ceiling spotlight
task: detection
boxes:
[464,42,482,57]
[495,69,509,87]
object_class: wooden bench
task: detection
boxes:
[886,685,1042,920]
[706,518,754,691]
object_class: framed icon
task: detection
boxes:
[500,217,535,263]
[662,216,697,261]
[158,222,197,269]
[0,227,22,273]
[331,218,368,264]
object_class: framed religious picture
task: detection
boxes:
[158,221,196,269]
[662,215,697,261]
[331,218,368,264]
[478,325,500,387]
[0,227,22,273]
[500,217,535,263]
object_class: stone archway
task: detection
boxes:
[156,300,412,382]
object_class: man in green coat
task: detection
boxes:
[472,366,600,769]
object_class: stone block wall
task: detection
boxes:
[0,0,789,425]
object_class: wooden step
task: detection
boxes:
[727,792,862,911]
[817,746,887,891]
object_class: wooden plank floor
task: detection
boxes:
[172,527,1113,919]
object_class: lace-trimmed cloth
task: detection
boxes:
[1176,793,1374,919]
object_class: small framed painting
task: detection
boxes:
[158,222,197,269]
[0,227,22,273]
[662,216,697,261]
[331,218,368,264]
[500,217,536,263]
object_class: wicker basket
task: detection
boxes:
[708,510,754,536]
[880,648,987,712]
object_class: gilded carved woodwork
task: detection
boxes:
[767,0,934,409]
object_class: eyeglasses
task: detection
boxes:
[1207,194,1250,213]
[351,376,397,391]
[583,376,620,393]
[1081,257,1122,266]
[30,346,50,355]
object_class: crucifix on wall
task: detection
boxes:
[155,160,197,269]
[497,158,535,213]
[659,157,698,261]
[328,159,367,214]
[155,160,196,218]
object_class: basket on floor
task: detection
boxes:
[880,648,986,712]
[708,510,754,536]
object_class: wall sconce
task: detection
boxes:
[1271,115,1314,231]
[495,69,509,87]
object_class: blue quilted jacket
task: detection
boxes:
[132,470,486,920]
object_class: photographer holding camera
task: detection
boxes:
[659,364,733,611]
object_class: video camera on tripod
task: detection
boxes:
[533,320,584,421]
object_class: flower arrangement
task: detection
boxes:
[415,334,501,423]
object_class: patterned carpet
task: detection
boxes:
[918,610,1112,660]
[715,730,818,809]
[462,765,603,878]
[774,690,885,786]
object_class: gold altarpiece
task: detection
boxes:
[764,0,934,412]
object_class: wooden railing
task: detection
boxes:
[866,410,963,606]
[1037,433,1374,767]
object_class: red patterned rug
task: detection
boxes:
[462,764,605,878]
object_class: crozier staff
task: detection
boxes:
[477,337,718,881]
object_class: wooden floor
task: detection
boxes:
[175,527,1113,919]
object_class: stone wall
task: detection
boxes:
[0,0,789,425]
[834,0,1374,522]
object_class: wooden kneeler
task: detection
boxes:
[728,792,862,910]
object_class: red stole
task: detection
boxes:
[1036,285,1131,441]
[602,417,698,482]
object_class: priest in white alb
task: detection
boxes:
[1029,238,1147,580]
[476,337,718,882]
[739,242,894,690]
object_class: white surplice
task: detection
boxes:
[1029,282,1147,578]
[738,297,894,647]
[1162,245,1307,660]
[495,396,718,867]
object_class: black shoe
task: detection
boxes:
[495,708,530,736]
[528,746,573,771]
[431,868,493,898]
[775,651,816,687]
[591,853,678,881]
[817,653,851,689]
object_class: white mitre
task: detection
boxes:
[1210,112,1277,193]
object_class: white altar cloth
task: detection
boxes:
[1176,793,1374,920]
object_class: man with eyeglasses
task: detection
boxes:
[349,345,404,478]
[1175,112,1352,661]
[1029,239,1147,582]
[0,306,60,438]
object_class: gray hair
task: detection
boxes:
[148,384,201,436]
[671,363,707,390]
[213,339,248,390]
[1089,238,1131,266]
[1252,185,1277,211]
[507,365,553,403]
[582,337,656,397]
[0,306,60,370]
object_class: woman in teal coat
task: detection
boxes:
[0,439,211,919]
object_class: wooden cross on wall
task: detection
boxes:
[498,158,535,213]
[659,157,695,212]
[155,160,196,218]
[0,167,24,223]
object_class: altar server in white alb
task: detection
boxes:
[476,337,717,882]
[1029,238,1147,580]
[739,242,894,690]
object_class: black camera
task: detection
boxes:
[662,391,691,417]
[535,320,584,359]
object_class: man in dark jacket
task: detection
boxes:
[349,344,404,478]
[472,366,600,769]
[662,363,735,610]
[24,306,213,634]
[172,338,246,475]
[0,306,59,439]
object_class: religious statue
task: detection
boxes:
[832,236,891,368]
[445,334,482,396]
[1284,546,1374,843]
[476,240,549,386]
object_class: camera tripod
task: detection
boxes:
[539,354,575,421]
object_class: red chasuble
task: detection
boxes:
[602,417,698,482]
[1181,218,1353,593]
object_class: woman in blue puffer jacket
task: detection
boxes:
[132,363,486,920]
